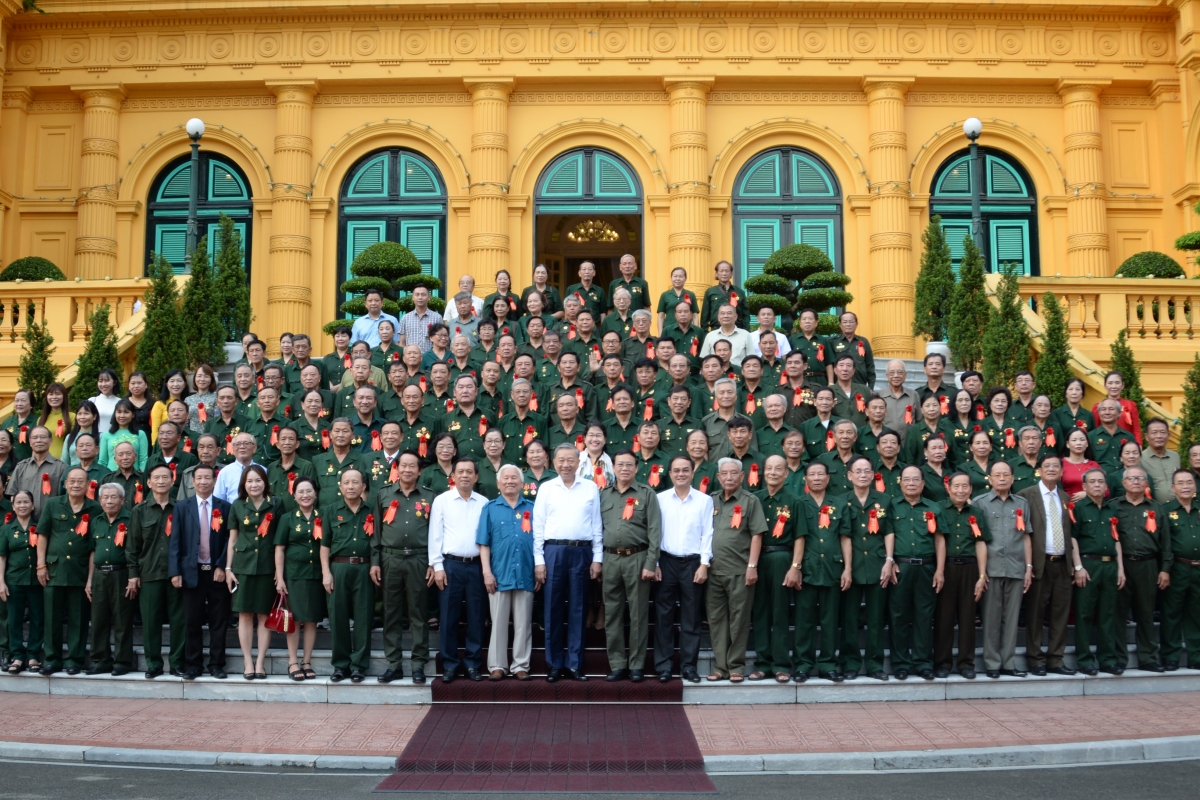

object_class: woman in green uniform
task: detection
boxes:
[947,389,977,467]
[962,429,995,498]
[291,390,330,464]
[522,440,557,501]
[226,464,281,680]
[1053,377,1095,435]
[983,387,1018,462]
[370,320,402,370]
[475,429,506,500]
[419,432,458,494]
[521,263,564,320]
[686,429,718,494]
[274,476,324,681]
[0,491,41,673]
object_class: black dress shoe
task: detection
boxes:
[657,670,672,682]
[546,668,562,683]
[1081,666,1099,676]
[934,668,950,679]
[467,668,484,682]
[894,669,908,681]
[842,670,858,681]
[169,668,184,677]
[86,665,111,675]
[960,668,977,680]
[1140,662,1166,673]
[441,671,456,684]
[209,668,227,680]
[1000,668,1027,678]
[986,670,1000,679]
[1164,662,1179,672]
[111,666,130,677]
[183,668,201,680]
[606,668,630,682]
[40,665,59,676]
[65,666,80,675]
[378,668,400,684]
[920,669,935,681]
[412,668,426,684]
[350,670,365,683]
[1099,664,1123,675]
[682,668,701,684]
[1030,665,1047,676]
[566,668,588,681]
[792,671,808,683]
[330,668,348,682]
[819,670,844,683]
[630,670,645,683]
[144,668,163,679]
[869,670,888,681]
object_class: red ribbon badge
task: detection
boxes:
[925,511,937,534]
[649,464,661,487]
[634,435,642,453]
[779,372,788,386]
[321,430,331,450]
[868,507,879,533]
[856,340,865,358]
[748,464,759,487]
[198,403,207,423]
[19,425,27,444]
[969,515,982,538]
[576,435,586,452]
[1015,508,1025,531]
[690,338,699,357]
[1146,510,1157,533]
[939,395,950,416]
[1145,486,1153,501]
[225,435,234,455]
[1004,428,1016,448]
[165,515,173,538]
[700,477,710,494]
[855,394,865,413]
[731,504,743,528]
[168,463,177,480]
[384,500,399,524]
[134,483,144,504]
[730,291,739,308]
[257,375,264,391]
[976,404,987,421]
[388,460,399,484]
[1076,419,1088,429]
[212,508,222,529]
[28,525,37,547]
[745,394,756,415]
[772,509,790,538]
[521,511,531,532]
[364,513,375,536]
[288,471,297,493]
[875,472,885,492]
[41,473,51,495]
[55,418,64,439]
[575,388,585,409]
[646,341,656,360]
[257,513,274,537]
[478,417,488,437]
[446,398,456,414]
[568,324,577,340]
[183,438,193,453]
[284,406,291,418]
[622,497,636,520]
[524,426,535,446]
[943,475,951,491]
[115,523,127,547]
[313,517,322,540]
[3,513,11,524]
[825,429,835,451]
[87,480,97,499]
[594,465,607,488]
[371,430,382,451]
[904,405,913,425]
[1046,428,1056,448]
[1110,516,1120,541]
[1067,502,1076,523]
[418,375,428,393]
[815,343,825,362]
[530,394,540,412]
[418,433,429,458]
[75,513,89,536]
[645,398,655,421]
[343,353,352,369]
[269,425,279,446]
[793,387,803,408]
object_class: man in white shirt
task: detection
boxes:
[429,457,489,683]
[212,432,263,505]
[532,443,603,681]
[699,304,753,366]
[654,455,714,683]
[350,288,401,348]
[442,275,485,326]
[749,307,792,358]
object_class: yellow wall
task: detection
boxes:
[1,0,1198,358]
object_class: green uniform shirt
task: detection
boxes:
[542,380,598,424]
[1072,497,1117,558]
[710,488,768,575]
[144,451,198,489]
[962,459,995,498]
[277,508,323,581]
[522,469,557,501]
[799,416,838,461]
[1009,457,1043,494]
[940,500,992,558]
[418,463,453,495]
[204,414,246,465]
[371,482,437,567]
[873,460,906,503]
[845,490,894,584]
[100,469,144,511]
[787,333,830,386]
[1110,495,1172,565]
[234,391,258,421]
[422,389,454,417]
[798,492,851,586]
[830,383,872,427]
[890,497,945,560]
[38,496,104,586]
[635,451,670,489]
[661,417,701,459]
[608,276,650,312]
[599,482,662,572]
[1165,500,1200,561]
[604,417,641,457]
[242,413,290,464]
[661,324,705,371]
[289,416,331,464]
[1053,405,1095,436]
[310,451,366,510]
[266,459,317,512]
[546,420,587,451]
[388,412,442,463]
[0,518,39,585]
[600,312,633,341]
[90,509,132,568]
[322,499,373,560]
[921,464,952,505]
[700,283,749,331]
[564,282,607,320]
[230,497,281,575]
[815,450,856,497]
[1088,426,1137,471]
[902,418,958,466]
[321,351,352,388]
[754,487,803,547]
[441,405,490,460]
[827,334,875,389]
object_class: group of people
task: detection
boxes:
[0,254,1196,686]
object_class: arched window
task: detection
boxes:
[733,147,843,283]
[338,148,447,308]
[930,148,1039,276]
[145,153,253,276]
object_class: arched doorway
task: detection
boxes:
[534,148,643,292]
[930,148,1039,276]
[145,152,254,276]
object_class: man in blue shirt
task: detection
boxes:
[350,288,401,348]
[477,463,539,680]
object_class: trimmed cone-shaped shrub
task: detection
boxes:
[212,214,253,342]
[180,237,227,369]
[136,253,189,394]
[1108,327,1146,408]
[1033,291,1072,409]
[1115,251,1186,278]
[1178,354,1200,452]
[982,261,1031,388]
[70,304,122,408]
[947,234,989,372]
[912,215,956,342]
[0,256,65,282]
[18,319,57,406]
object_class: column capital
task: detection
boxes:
[861,76,915,100]
[70,83,126,106]
[663,76,715,98]
[2,87,33,112]
[463,77,514,100]
[266,79,320,103]
[1055,78,1112,100]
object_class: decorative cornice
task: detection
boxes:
[907,92,1061,106]
[512,91,668,104]
[709,90,866,104]
[314,93,469,106]
[123,95,275,110]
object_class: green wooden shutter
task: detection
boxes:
[346,221,386,267]
[208,162,248,200]
[987,156,1027,197]
[941,222,973,276]
[990,221,1030,275]
[936,156,972,196]
[741,219,780,281]
[594,153,637,197]
[158,164,192,201]
[154,224,189,273]
[401,220,440,278]
[739,153,780,196]
[792,155,833,196]
[542,154,583,196]
[349,155,388,197]
[400,154,440,196]
[793,220,836,269]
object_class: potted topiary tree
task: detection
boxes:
[743,243,852,336]
[324,241,445,334]
[1115,251,1186,279]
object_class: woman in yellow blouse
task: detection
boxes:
[149,369,191,445]
[38,382,74,459]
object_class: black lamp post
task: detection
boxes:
[185,117,206,261]
[962,117,984,252]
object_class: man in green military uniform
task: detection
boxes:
[498,380,547,468]
[240,386,289,464]
[87,482,134,675]
[322,468,377,682]
[311,419,366,510]
[660,386,700,459]
[700,260,750,331]
[372,452,436,684]
[826,312,875,389]
[144,422,198,490]
[600,451,662,682]
[872,431,906,502]
[661,302,704,372]
[933,472,990,679]
[1070,467,1126,675]
[888,466,946,680]
[73,434,109,486]
[829,356,872,427]
[390,385,444,461]
[101,441,144,510]
[442,374,491,460]
[707,457,767,681]
[793,460,852,682]
[633,423,669,489]
[127,463,186,677]
[604,387,642,456]
[1111,466,1172,671]
[608,254,650,313]
[347,386,387,455]
[757,395,796,456]
[1008,427,1045,493]
[799,387,840,461]
[816,420,859,497]
[1088,399,1137,471]
[787,309,830,387]
[565,260,607,322]
[205,386,246,466]
[840,455,895,680]
[35,467,103,674]
[748,455,804,682]
[1162,469,1200,670]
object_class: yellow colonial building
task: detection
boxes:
[2,0,1200,414]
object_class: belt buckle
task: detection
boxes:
[200,564,213,571]
[619,548,633,556]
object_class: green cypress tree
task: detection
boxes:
[1108,327,1145,407]
[179,236,227,368]
[212,214,253,343]
[1178,354,1200,452]
[136,252,188,394]
[947,235,989,372]
[912,215,955,342]
[18,319,57,405]
[70,304,123,408]
[982,261,1031,388]
[1033,291,1072,408]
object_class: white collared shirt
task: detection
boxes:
[699,327,753,366]
[212,459,262,505]
[531,476,602,566]
[428,489,488,570]
[1040,481,1065,556]
[657,486,714,565]
[749,328,792,358]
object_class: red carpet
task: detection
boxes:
[432,676,683,704]
[376,702,716,793]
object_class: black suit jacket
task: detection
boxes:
[1017,483,1074,580]
[167,494,233,588]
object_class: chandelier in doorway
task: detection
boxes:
[567,219,620,243]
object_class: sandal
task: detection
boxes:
[289,663,304,682]
[747,671,768,681]
[303,662,316,680]
[27,661,40,672]
[706,672,724,682]
[729,674,745,683]
[7,660,23,674]
[775,672,791,683]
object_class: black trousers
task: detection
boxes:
[439,559,486,675]
[654,553,703,674]
[182,567,231,671]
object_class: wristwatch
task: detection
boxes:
[885,556,895,563]
[1026,563,1034,569]
[747,563,757,569]
[1074,564,1083,571]
[792,562,802,570]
